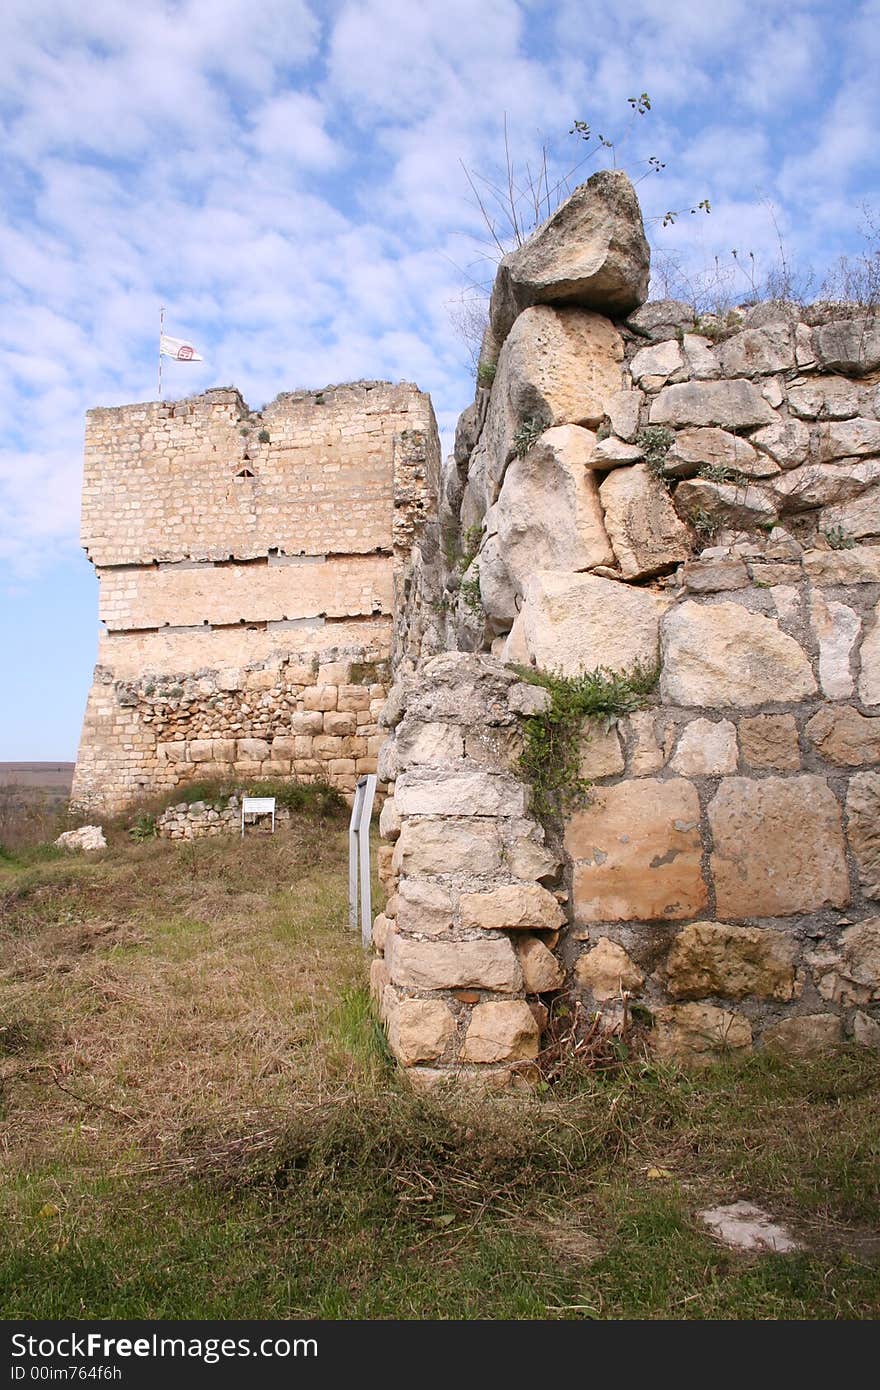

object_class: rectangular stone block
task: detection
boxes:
[394,767,528,818]
[387,933,522,992]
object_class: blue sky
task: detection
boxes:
[1,0,879,759]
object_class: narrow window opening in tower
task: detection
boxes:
[235,467,255,478]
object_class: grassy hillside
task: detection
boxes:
[1,816,878,1319]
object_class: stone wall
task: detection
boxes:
[73,382,439,812]
[374,171,880,1081]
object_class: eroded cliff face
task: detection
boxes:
[374,170,880,1083]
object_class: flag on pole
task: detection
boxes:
[160,334,204,362]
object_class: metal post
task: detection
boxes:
[348,775,377,946]
[348,780,365,933]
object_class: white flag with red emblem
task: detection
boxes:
[160,334,203,362]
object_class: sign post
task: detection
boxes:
[348,774,377,948]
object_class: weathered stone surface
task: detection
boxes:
[674,478,778,530]
[649,379,775,430]
[660,601,816,707]
[395,720,465,769]
[395,877,454,936]
[846,772,880,898]
[812,317,880,375]
[665,921,796,1000]
[55,825,107,852]
[803,545,880,584]
[566,778,707,923]
[607,388,643,441]
[394,767,528,819]
[488,170,650,345]
[459,882,566,932]
[787,376,860,420]
[387,933,522,992]
[751,418,811,470]
[370,955,390,1007]
[493,426,614,604]
[682,333,720,380]
[503,571,669,677]
[809,919,880,1006]
[719,323,795,376]
[630,338,684,385]
[503,832,561,883]
[598,464,691,579]
[372,913,392,953]
[772,460,880,513]
[806,705,880,766]
[664,427,766,480]
[699,1202,802,1253]
[575,937,644,1000]
[739,714,801,771]
[810,591,860,699]
[763,1014,844,1057]
[670,718,738,776]
[394,817,502,877]
[627,711,665,775]
[651,1003,752,1064]
[379,795,402,841]
[681,556,750,593]
[860,601,880,708]
[817,418,880,461]
[517,935,566,992]
[708,775,850,917]
[627,299,694,340]
[461,999,541,1063]
[819,484,880,541]
[384,991,456,1066]
[579,724,625,778]
[594,436,644,466]
[853,1010,880,1048]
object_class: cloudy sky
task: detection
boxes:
[2,0,879,759]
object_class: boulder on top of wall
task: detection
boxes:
[718,323,796,376]
[673,477,778,530]
[501,571,670,677]
[663,427,770,480]
[648,379,776,430]
[598,463,691,579]
[660,600,816,707]
[626,299,695,341]
[812,317,880,375]
[488,170,650,347]
[472,306,625,516]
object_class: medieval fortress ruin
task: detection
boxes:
[74,172,880,1081]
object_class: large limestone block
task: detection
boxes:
[660,601,816,707]
[394,817,502,877]
[673,478,778,529]
[806,705,880,766]
[818,484,880,541]
[771,460,880,513]
[488,170,650,345]
[575,937,644,999]
[579,724,625,779]
[788,376,860,420]
[395,720,465,769]
[461,999,541,1063]
[803,545,880,585]
[651,1003,752,1065]
[566,778,707,923]
[739,714,801,771]
[670,719,738,776]
[664,427,766,480]
[763,1014,844,1058]
[493,426,614,601]
[598,463,691,579]
[817,418,880,461]
[383,991,456,1066]
[665,921,796,1000]
[751,418,810,470]
[395,877,454,936]
[809,919,880,1007]
[394,767,528,819]
[630,338,684,384]
[648,379,775,430]
[846,772,880,899]
[718,323,795,376]
[502,571,669,677]
[386,933,522,992]
[809,592,859,699]
[708,775,850,918]
[479,305,624,508]
[516,935,566,992]
[860,601,880,708]
[812,317,880,375]
[459,882,566,932]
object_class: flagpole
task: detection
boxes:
[158,305,165,400]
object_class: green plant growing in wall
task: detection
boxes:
[512,416,546,458]
[696,462,748,487]
[258,428,271,444]
[514,660,659,821]
[636,425,674,479]
[476,359,496,388]
[823,525,855,551]
[459,568,483,617]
